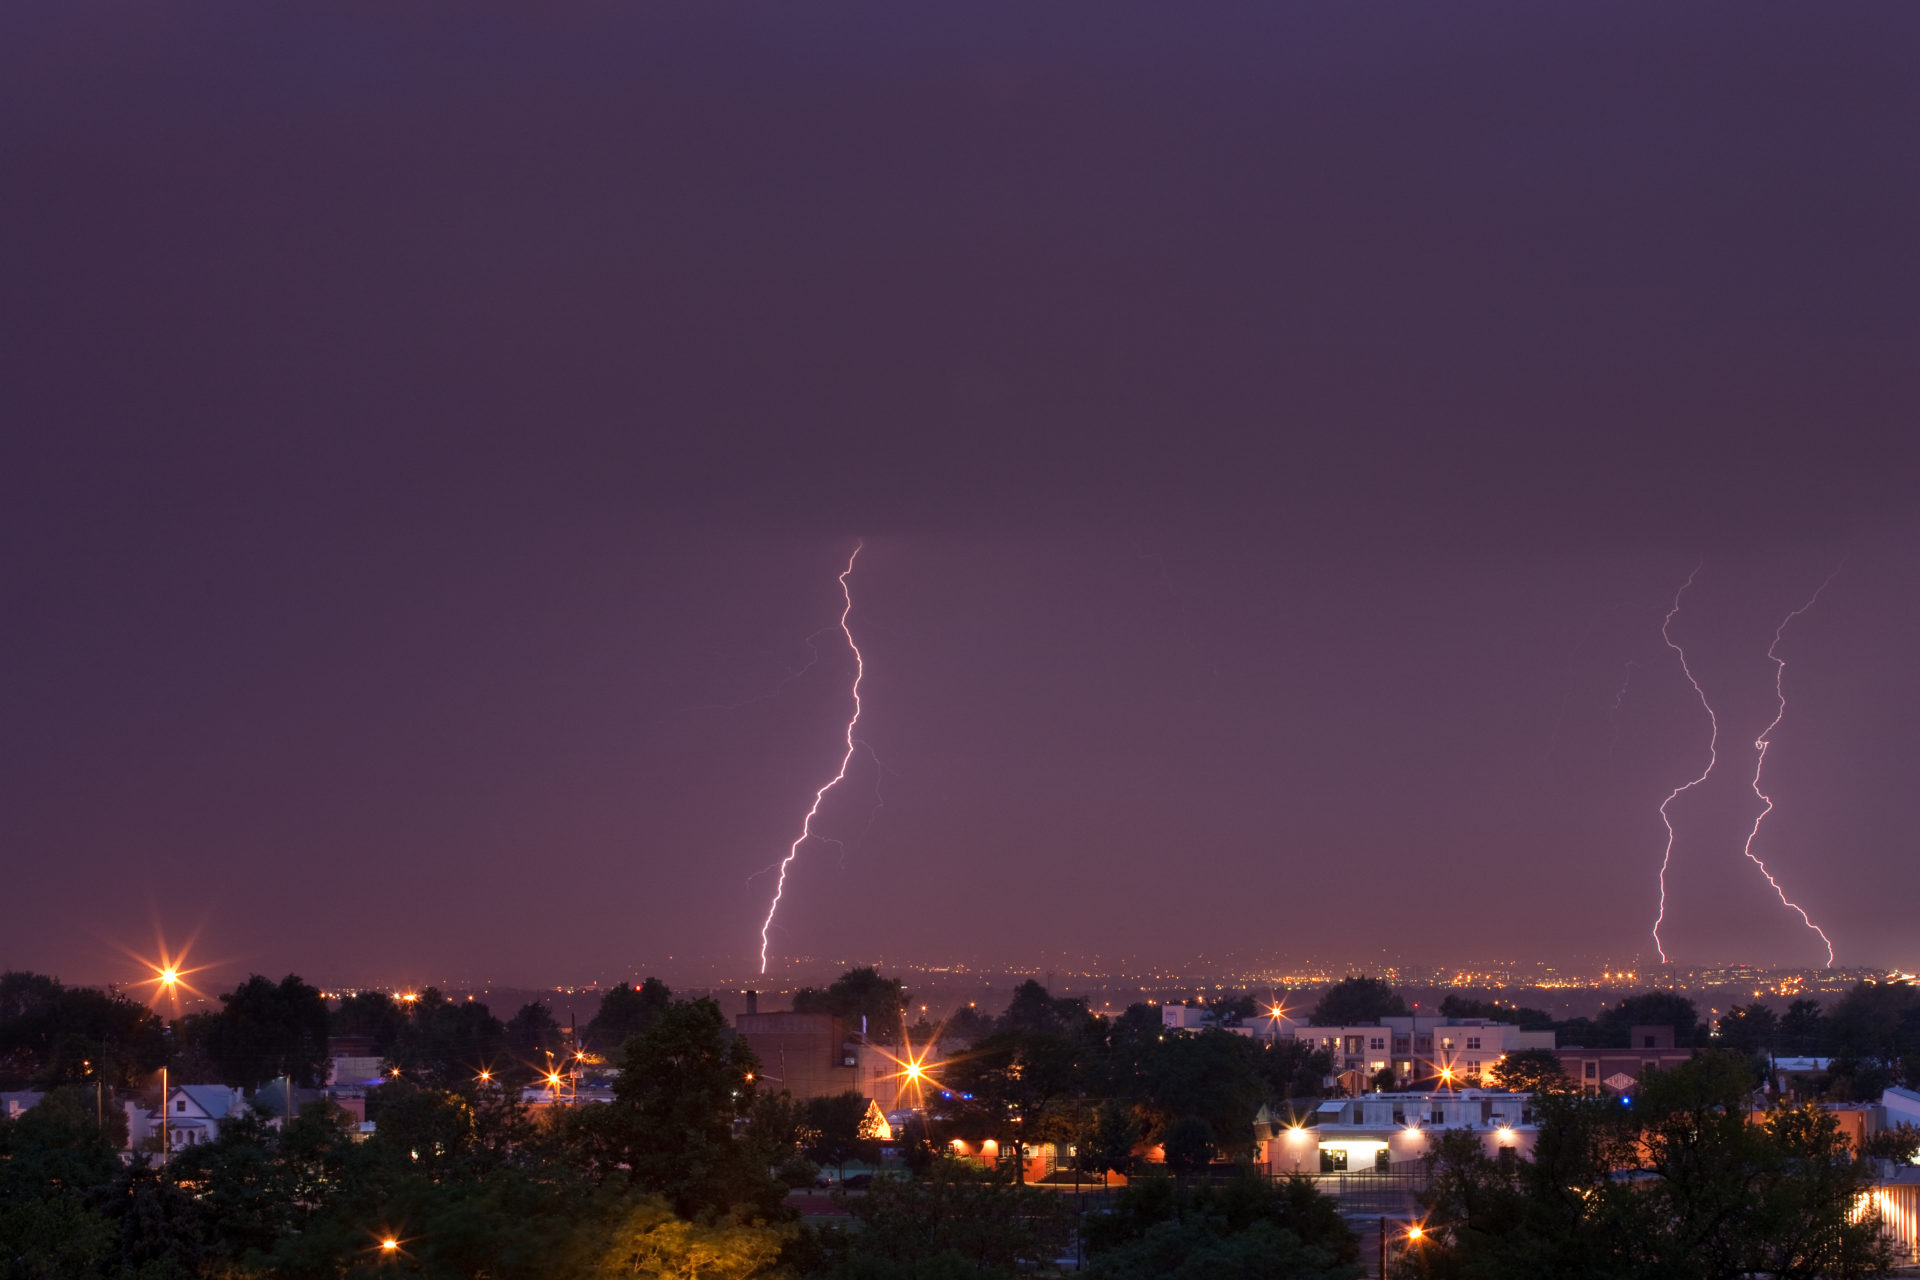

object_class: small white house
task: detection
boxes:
[156,1085,251,1151]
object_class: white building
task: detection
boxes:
[1,1091,44,1121]
[1287,1017,1554,1089]
[1264,1090,1538,1173]
[1883,1086,1920,1132]
[1162,1005,1214,1032]
[154,1084,251,1151]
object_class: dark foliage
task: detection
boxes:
[793,968,909,1041]
[1083,1167,1362,1280]
[582,977,671,1054]
[1309,976,1407,1025]
[0,971,168,1089]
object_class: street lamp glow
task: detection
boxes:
[1407,1225,1425,1242]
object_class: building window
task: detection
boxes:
[1441,1037,1454,1050]
[1467,1037,1481,1050]
[1430,1107,1444,1124]
[176,1101,187,1112]
[1584,1061,1598,1078]
[1371,1037,1385,1051]
[1642,1035,1656,1049]
[1375,1147,1391,1171]
[1321,1148,1348,1172]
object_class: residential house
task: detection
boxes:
[155,1084,251,1151]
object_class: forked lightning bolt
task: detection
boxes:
[1651,566,1717,964]
[1739,571,1840,967]
[758,543,867,974]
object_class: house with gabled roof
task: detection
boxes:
[156,1084,251,1151]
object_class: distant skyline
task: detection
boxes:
[4,2,1916,986]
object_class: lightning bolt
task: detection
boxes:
[1651,565,1717,965]
[1738,569,1841,967]
[758,542,867,974]
[1606,660,1639,754]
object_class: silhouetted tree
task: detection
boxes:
[792,967,908,1040]
[1085,1100,1142,1178]
[998,980,1094,1038]
[1485,1047,1568,1094]
[1082,1167,1360,1279]
[1439,995,1555,1029]
[1828,979,1920,1062]
[940,1004,997,1044]
[1716,1002,1779,1054]
[329,990,407,1053]
[1596,991,1703,1047]
[590,997,771,1216]
[0,971,168,1089]
[584,977,671,1054]
[1308,976,1406,1025]
[803,1090,882,1179]
[503,1001,564,1083]
[1779,997,1830,1055]
[386,988,506,1088]
[201,974,330,1088]
[1161,1115,1216,1173]
[1400,1051,1891,1280]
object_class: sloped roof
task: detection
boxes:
[174,1085,246,1119]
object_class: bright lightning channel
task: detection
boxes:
[1651,565,1717,965]
[758,543,867,974]
[1738,571,1841,967]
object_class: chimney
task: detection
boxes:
[744,990,758,1016]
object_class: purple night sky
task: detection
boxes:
[3,2,1916,987]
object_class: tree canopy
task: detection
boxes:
[1308,976,1406,1025]
[190,974,331,1089]
[1399,1051,1893,1280]
[0,971,167,1089]
[792,968,907,1040]
[585,978,672,1054]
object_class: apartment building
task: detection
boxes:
[1288,1016,1554,1089]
